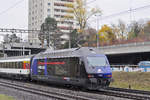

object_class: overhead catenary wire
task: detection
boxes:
[89,3,150,22]
[86,0,97,5]
[0,0,24,16]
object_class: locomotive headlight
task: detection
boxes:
[97,69,103,73]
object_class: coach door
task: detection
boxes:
[23,61,30,69]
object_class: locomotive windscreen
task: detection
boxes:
[87,56,108,66]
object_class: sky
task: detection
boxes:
[88,0,150,28]
[0,0,150,40]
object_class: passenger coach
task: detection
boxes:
[0,56,31,79]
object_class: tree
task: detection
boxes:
[39,17,63,49]
[82,28,97,47]
[63,29,79,49]
[65,0,101,33]
[117,20,127,40]
[128,21,143,39]
[98,25,116,45]
[3,34,21,43]
[9,34,21,43]
[3,34,10,43]
[143,21,150,36]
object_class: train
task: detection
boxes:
[0,47,112,90]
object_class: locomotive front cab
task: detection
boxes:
[84,55,112,89]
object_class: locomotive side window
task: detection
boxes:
[47,58,68,76]
[69,57,80,77]
[80,61,87,78]
[47,58,55,76]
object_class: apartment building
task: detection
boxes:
[28,0,78,43]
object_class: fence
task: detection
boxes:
[111,65,150,72]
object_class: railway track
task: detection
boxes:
[96,87,150,100]
[108,87,150,95]
[0,79,150,100]
[0,80,94,100]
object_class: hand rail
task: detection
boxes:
[99,41,150,49]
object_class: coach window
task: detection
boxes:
[11,62,13,68]
[20,62,23,69]
[0,63,1,68]
[18,62,21,69]
[17,62,19,68]
[12,62,15,68]
[13,62,16,68]
[3,62,4,68]
[6,62,9,68]
[1,63,3,68]
[4,62,6,68]
[19,62,23,69]
[9,62,11,68]
[13,62,15,69]
[3,62,5,68]
[2,62,4,68]
[16,62,18,69]
[9,62,12,68]
[8,62,10,68]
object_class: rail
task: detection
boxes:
[0,79,150,100]
[110,65,139,68]
[111,65,139,67]
[96,87,150,100]
[0,80,96,100]
[108,87,150,95]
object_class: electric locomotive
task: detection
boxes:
[30,47,112,90]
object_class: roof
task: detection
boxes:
[0,55,33,61]
[34,47,104,59]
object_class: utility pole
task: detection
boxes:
[69,23,72,49]
[2,42,5,57]
[95,14,100,48]
[49,31,51,48]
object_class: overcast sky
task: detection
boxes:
[89,0,150,28]
[0,0,150,41]
[0,0,150,29]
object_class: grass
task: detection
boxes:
[110,72,150,91]
[0,94,15,100]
